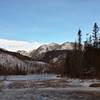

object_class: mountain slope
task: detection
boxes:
[0,48,49,75]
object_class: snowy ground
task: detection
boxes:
[0,74,100,100]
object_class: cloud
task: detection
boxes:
[0,38,44,52]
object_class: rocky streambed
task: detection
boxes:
[0,74,100,100]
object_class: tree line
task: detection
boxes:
[64,23,100,78]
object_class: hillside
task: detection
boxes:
[0,48,49,75]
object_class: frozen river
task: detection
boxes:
[0,74,100,100]
[0,74,58,81]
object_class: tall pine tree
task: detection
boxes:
[77,29,82,51]
[92,23,99,48]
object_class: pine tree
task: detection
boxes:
[92,23,99,48]
[89,35,92,44]
[77,29,82,51]
[73,40,77,51]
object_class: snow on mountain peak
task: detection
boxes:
[61,42,74,50]
[30,42,74,58]
[35,43,60,54]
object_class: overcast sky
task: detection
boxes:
[0,0,100,51]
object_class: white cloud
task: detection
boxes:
[0,38,44,52]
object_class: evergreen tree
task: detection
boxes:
[77,29,82,51]
[73,40,77,51]
[92,23,99,48]
[89,35,92,44]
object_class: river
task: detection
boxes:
[0,74,100,100]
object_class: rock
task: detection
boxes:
[89,83,100,87]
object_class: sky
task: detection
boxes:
[0,0,100,51]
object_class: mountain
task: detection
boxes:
[60,42,74,50]
[0,42,76,75]
[30,42,74,61]
[17,50,31,57]
[28,42,75,74]
[30,42,74,55]
[17,42,74,58]
[0,48,49,75]
[30,43,60,55]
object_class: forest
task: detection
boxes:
[64,23,100,78]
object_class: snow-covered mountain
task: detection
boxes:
[17,42,74,58]
[60,42,74,50]
[32,43,60,55]
[30,42,74,61]
[30,42,74,57]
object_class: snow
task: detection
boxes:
[34,43,60,54]
[52,58,58,63]
[38,87,100,92]
[48,43,59,46]
[67,79,100,87]
[38,45,48,54]
[3,81,12,86]
[0,87,99,100]
[0,74,58,81]
[0,75,100,100]
[61,42,74,50]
